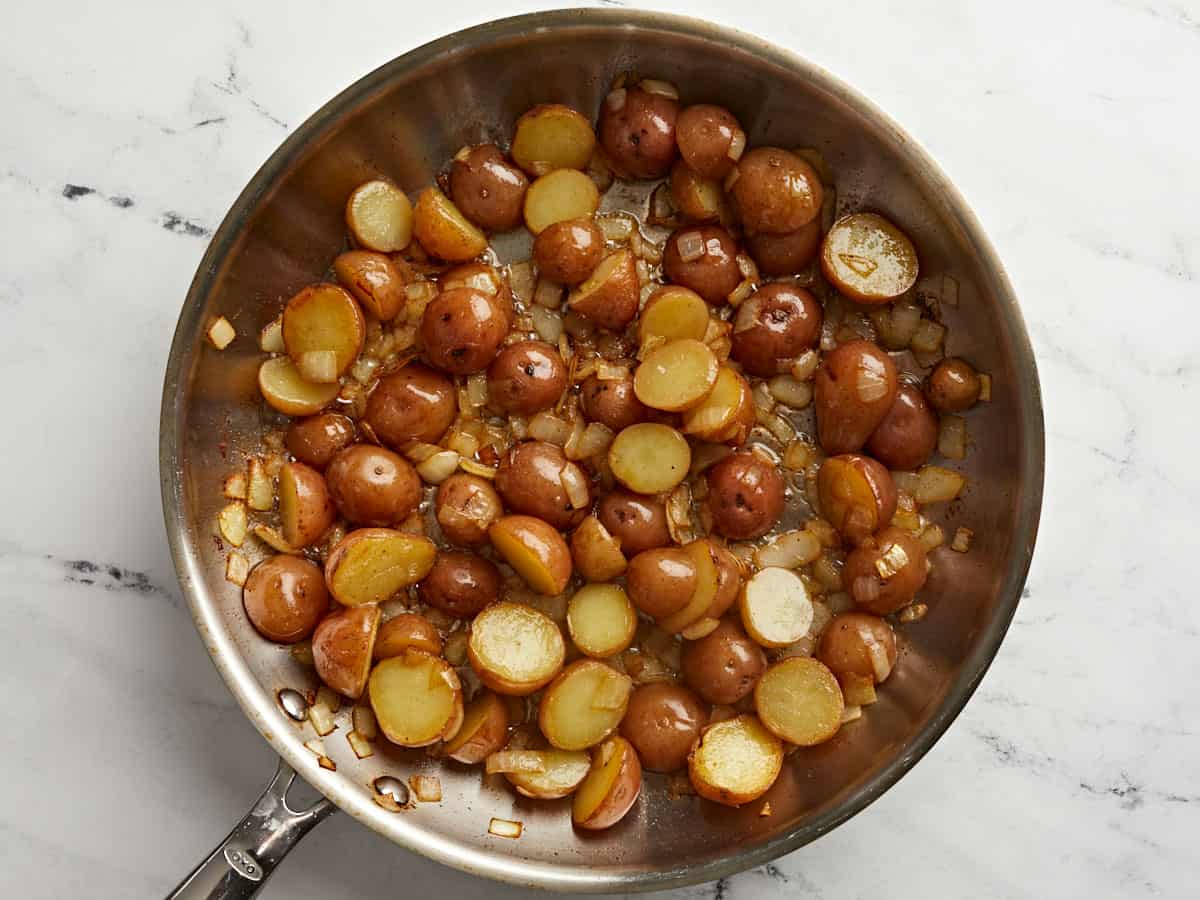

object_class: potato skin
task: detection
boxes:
[435,473,504,546]
[731,147,823,235]
[365,364,457,447]
[599,85,679,180]
[449,144,529,231]
[487,341,567,415]
[420,287,509,375]
[620,683,709,772]
[926,357,982,413]
[817,612,898,682]
[243,555,328,643]
[705,452,786,540]
[817,454,898,546]
[495,440,590,529]
[532,218,604,285]
[866,385,939,471]
[285,413,356,470]
[731,283,823,376]
[675,104,742,179]
[625,547,697,618]
[681,619,767,705]
[663,225,741,305]
[313,605,380,699]
[597,490,670,556]
[325,445,421,526]
[813,340,899,454]
[580,373,647,432]
[418,550,501,618]
[745,220,822,276]
[842,527,928,614]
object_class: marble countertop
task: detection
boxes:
[2,0,1196,897]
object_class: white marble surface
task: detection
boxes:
[1,0,1197,897]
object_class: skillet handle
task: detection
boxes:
[166,757,336,900]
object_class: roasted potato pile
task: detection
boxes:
[223,74,983,828]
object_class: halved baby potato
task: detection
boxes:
[567,249,639,331]
[821,212,918,304]
[346,179,413,252]
[368,650,464,747]
[511,104,597,176]
[539,659,633,750]
[258,357,340,416]
[572,735,643,830]
[567,584,637,659]
[282,284,365,381]
[373,612,442,660]
[754,657,844,746]
[523,169,601,235]
[324,528,437,606]
[413,186,488,261]
[687,714,783,807]
[739,566,814,648]
[444,690,510,764]
[608,423,691,494]
[468,601,565,695]
[638,286,710,345]
[489,515,573,596]
[658,540,720,634]
[501,748,592,799]
[633,339,719,412]
[570,516,627,584]
[278,461,335,549]
[312,605,380,699]
[681,366,754,443]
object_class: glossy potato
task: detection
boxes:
[368,651,464,747]
[731,283,822,377]
[444,690,510,764]
[817,612,898,684]
[662,226,741,305]
[687,714,783,807]
[813,340,899,454]
[468,601,566,695]
[242,555,328,643]
[580,372,647,432]
[333,250,409,321]
[608,423,691,495]
[495,441,590,529]
[754,657,844,746]
[532,218,605,285]
[570,516,628,583]
[567,249,639,330]
[278,461,336,548]
[731,147,823,235]
[285,413,355,469]
[323,528,437,606]
[488,515,573,596]
[364,364,457,447]
[866,385,939,471]
[420,287,509,375]
[313,605,381,699]
[282,283,365,381]
[599,83,679,179]
[821,212,918,303]
[413,186,488,262]
[620,683,708,772]
[435,473,503,546]
[417,550,501,619]
[487,341,567,415]
[842,527,929,614]
[523,169,601,235]
[373,612,442,660]
[597,490,670,556]
[675,103,744,179]
[817,454,898,546]
[325,445,421,526]
[539,660,633,750]
[511,104,597,176]
[705,451,786,540]
[746,220,822,276]
[449,144,529,231]
[572,735,643,830]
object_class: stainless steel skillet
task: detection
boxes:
[160,9,1044,897]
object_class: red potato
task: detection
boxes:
[813,340,899,454]
[731,147,823,235]
[243,555,328,644]
[599,82,679,179]
[731,283,823,377]
[312,605,381,699]
[842,526,928,614]
[365,364,458,448]
[572,736,643,830]
[866,385,939,471]
[278,461,336,549]
[663,226,741,305]
[817,454,898,546]
[333,250,409,321]
[417,550,501,618]
[325,445,421,526]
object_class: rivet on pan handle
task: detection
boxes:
[165,757,336,900]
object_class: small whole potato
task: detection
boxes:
[705,451,786,540]
[817,612,898,684]
[663,225,742,305]
[625,547,697,618]
[285,413,355,470]
[495,440,590,529]
[325,444,422,526]
[746,220,822,276]
[242,555,328,644]
[487,341,568,415]
[842,527,928,614]
[731,283,823,376]
[532,218,605,284]
[418,550,502,618]
[599,83,679,180]
[597,490,671,556]
[926,357,982,413]
[731,147,823,235]
[620,683,709,772]
[365,364,457,447]
[866,385,939,471]
[813,339,899,454]
[580,373,648,432]
[449,143,529,232]
[420,287,509,374]
[675,104,744,179]
[333,250,409,321]
[680,619,767,705]
[435,473,504,546]
[817,454,898,546]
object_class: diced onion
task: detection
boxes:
[560,463,591,510]
[677,230,705,263]
[259,317,284,353]
[768,375,813,409]
[530,305,564,343]
[206,316,236,350]
[951,527,974,553]
[224,551,249,586]
[938,415,967,460]
[217,502,248,547]
[409,774,443,803]
[529,411,572,445]
[754,530,821,569]
[488,817,523,839]
[486,751,546,775]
